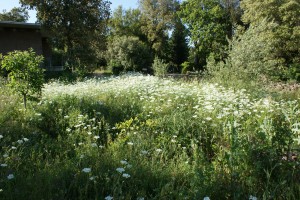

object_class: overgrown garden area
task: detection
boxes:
[1,0,300,199]
[0,73,299,199]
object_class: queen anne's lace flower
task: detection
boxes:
[82,168,91,173]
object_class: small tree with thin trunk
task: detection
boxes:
[1,49,44,109]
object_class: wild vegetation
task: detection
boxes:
[0,73,299,199]
[0,0,300,199]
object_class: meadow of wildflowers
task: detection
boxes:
[0,74,299,199]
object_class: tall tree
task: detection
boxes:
[21,0,111,72]
[0,7,29,22]
[169,13,189,72]
[139,0,177,59]
[109,6,147,42]
[241,0,300,68]
[179,0,230,70]
[220,0,242,39]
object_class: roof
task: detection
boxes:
[0,21,41,29]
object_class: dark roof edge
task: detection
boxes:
[0,21,41,29]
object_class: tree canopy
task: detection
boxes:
[139,0,178,58]
[179,0,231,70]
[109,6,146,42]
[0,7,29,22]
[241,0,300,66]
[21,0,111,73]
[0,49,44,109]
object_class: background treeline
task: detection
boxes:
[2,0,300,81]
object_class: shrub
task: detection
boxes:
[181,61,192,74]
[1,48,44,108]
[109,61,125,76]
[152,57,169,77]
[228,20,285,81]
[106,36,152,73]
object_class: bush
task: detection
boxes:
[205,20,286,89]
[106,36,152,73]
[109,61,125,76]
[152,57,169,77]
[181,61,192,74]
[229,21,284,80]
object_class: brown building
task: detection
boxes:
[0,21,58,71]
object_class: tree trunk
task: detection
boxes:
[23,94,27,109]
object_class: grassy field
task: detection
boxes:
[0,74,299,199]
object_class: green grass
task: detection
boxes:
[0,74,299,199]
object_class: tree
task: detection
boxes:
[139,0,178,59]
[240,0,300,78]
[219,0,243,39]
[109,6,147,42]
[106,36,152,74]
[169,14,189,73]
[21,0,111,73]
[0,7,29,22]
[179,0,230,70]
[0,49,44,109]
[228,20,283,80]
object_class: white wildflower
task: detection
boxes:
[17,140,23,144]
[82,168,91,173]
[249,195,257,200]
[205,117,212,121]
[122,173,131,178]
[156,148,162,153]
[105,195,113,200]
[94,136,100,139]
[116,167,125,173]
[120,160,128,165]
[7,174,14,180]
[127,142,134,146]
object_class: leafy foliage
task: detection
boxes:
[241,0,300,75]
[179,0,230,70]
[169,14,189,73]
[0,49,44,108]
[228,20,284,80]
[109,6,147,42]
[21,0,111,73]
[152,57,169,76]
[106,36,152,73]
[139,0,178,58]
[0,7,29,22]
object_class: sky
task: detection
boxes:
[0,0,139,23]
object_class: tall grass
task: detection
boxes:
[0,74,299,199]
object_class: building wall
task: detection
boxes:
[0,28,44,55]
